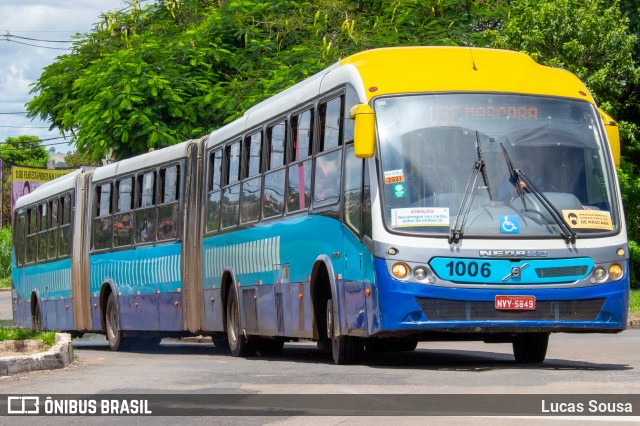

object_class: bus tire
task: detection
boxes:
[512,332,549,363]
[105,293,129,351]
[226,289,256,357]
[31,299,42,331]
[326,299,362,365]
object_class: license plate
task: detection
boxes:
[495,295,536,310]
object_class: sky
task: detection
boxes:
[0,0,126,153]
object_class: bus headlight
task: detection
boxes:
[593,267,607,281]
[413,266,428,280]
[391,263,410,279]
[609,264,623,280]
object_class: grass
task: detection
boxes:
[0,325,56,346]
[0,276,11,289]
[630,289,640,314]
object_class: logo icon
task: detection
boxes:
[393,183,406,198]
[7,396,40,414]
[567,212,578,226]
[500,215,520,234]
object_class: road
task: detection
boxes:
[0,289,11,322]
[1,290,639,424]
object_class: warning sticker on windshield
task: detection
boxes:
[391,208,450,227]
[384,169,405,184]
[562,210,613,231]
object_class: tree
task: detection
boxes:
[64,150,100,167]
[489,0,640,284]
[0,136,50,227]
[27,0,509,160]
[0,136,49,168]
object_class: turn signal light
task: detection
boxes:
[609,264,623,280]
[391,263,410,279]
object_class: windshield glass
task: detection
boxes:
[376,94,617,238]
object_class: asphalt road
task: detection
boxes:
[1,289,639,424]
[0,289,11,322]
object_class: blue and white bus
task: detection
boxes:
[12,47,628,364]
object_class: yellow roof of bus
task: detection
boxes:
[340,46,595,103]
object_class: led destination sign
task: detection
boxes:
[427,105,539,126]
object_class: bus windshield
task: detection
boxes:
[376,94,618,238]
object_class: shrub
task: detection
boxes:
[0,227,11,280]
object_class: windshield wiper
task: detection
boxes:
[449,132,488,244]
[500,143,577,244]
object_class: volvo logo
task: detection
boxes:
[479,250,548,258]
[502,263,530,281]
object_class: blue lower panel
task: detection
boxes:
[203,288,223,331]
[12,294,75,331]
[375,258,629,333]
[116,293,183,331]
[90,297,101,331]
[12,297,28,328]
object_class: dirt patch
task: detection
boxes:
[628,312,640,328]
[0,340,46,357]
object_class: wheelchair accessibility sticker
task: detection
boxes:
[500,215,520,234]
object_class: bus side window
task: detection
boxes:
[136,172,156,243]
[94,183,113,250]
[313,149,342,207]
[26,207,37,264]
[16,213,26,266]
[222,141,241,228]
[291,109,314,161]
[225,141,241,185]
[114,177,134,247]
[59,193,72,257]
[207,150,223,233]
[319,96,343,152]
[267,121,286,170]
[244,131,263,179]
[343,85,358,145]
[287,160,311,212]
[241,131,262,224]
[48,198,58,259]
[362,159,372,238]
[264,121,286,219]
[288,109,313,212]
[343,145,363,235]
[37,202,48,262]
[158,165,179,240]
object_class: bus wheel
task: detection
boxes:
[105,293,128,351]
[326,299,362,365]
[226,290,255,357]
[512,333,549,363]
[31,301,42,331]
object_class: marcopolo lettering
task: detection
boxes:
[479,250,548,258]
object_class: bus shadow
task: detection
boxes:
[72,339,631,371]
[272,344,631,372]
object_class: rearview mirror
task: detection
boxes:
[349,104,375,158]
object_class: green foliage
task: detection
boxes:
[21,0,640,291]
[0,326,55,346]
[630,289,640,313]
[0,136,49,168]
[489,0,637,109]
[27,0,509,160]
[64,150,100,168]
[1,136,50,227]
[0,227,11,282]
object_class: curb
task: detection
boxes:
[0,333,73,377]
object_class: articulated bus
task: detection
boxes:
[12,47,628,364]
